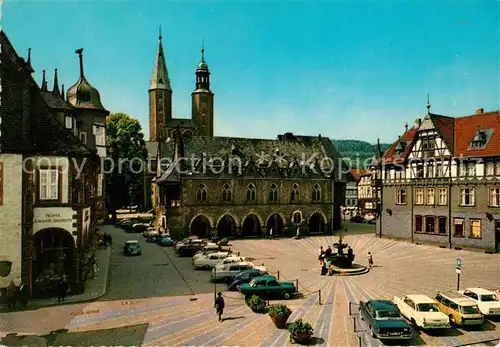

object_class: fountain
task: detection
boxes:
[324,235,368,276]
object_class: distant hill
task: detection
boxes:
[332,139,392,169]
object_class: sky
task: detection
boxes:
[2,0,499,144]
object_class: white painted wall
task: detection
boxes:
[0,154,23,288]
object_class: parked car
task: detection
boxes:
[132,223,151,233]
[157,235,173,247]
[239,275,296,299]
[176,239,206,256]
[211,262,253,282]
[143,228,158,238]
[216,256,249,267]
[435,292,484,326]
[192,244,222,261]
[174,236,199,249]
[393,294,450,329]
[193,252,231,269]
[123,240,142,256]
[459,288,500,317]
[359,300,412,340]
[228,269,268,291]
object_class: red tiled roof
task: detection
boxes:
[454,111,500,157]
[350,169,367,181]
[382,127,417,164]
[430,114,455,153]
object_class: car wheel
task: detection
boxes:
[411,318,418,329]
[283,292,291,299]
[236,284,241,290]
[449,315,456,326]
[224,277,231,283]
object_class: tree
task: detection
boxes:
[106,113,148,213]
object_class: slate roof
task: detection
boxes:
[454,111,500,157]
[41,90,73,110]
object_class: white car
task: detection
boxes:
[216,256,250,267]
[192,244,221,261]
[459,288,500,316]
[193,252,231,269]
[211,261,254,282]
[175,238,204,251]
[143,228,158,237]
[393,294,450,329]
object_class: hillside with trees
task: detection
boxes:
[332,139,392,169]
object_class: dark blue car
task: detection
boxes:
[359,299,412,340]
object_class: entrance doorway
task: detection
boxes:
[495,220,500,253]
[309,212,326,234]
[242,215,261,237]
[266,214,284,236]
[190,215,211,238]
[217,215,237,238]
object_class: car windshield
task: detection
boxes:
[480,294,497,302]
[376,310,401,319]
[460,305,480,314]
[127,244,140,249]
[417,303,440,312]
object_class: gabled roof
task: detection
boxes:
[454,111,500,157]
[429,114,455,153]
[350,169,367,182]
[381,127,417,164]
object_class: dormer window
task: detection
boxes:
[469,129,491,149]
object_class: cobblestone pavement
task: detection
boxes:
[0,234,498,346]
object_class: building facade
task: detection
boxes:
[342,169,363,218]
[146,34,346,239]
[0,30,107,297]
[373,106,500,252]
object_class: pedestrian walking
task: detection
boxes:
[367,252,374,268]
[57,274,70,303]
[214,292,225,322]
[269,228,273,240]
[318,246,325,265]
[296,227,300,239]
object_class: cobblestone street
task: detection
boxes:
[1,234,498,346]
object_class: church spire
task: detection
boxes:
[53,68,61,95]
[195,40,210,91]
[41,70,48,91]
[149,28,171,91]
[426,93,431,116]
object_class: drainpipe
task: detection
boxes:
[448,158,452,249]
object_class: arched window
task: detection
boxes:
[222,183,232,202]
[268,183,278,203]
[291,183,300,202]
[293,212,302,224]
[312,184,321,202]
[246,183,256,202]
[196,184,207,203]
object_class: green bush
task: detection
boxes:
[268,304,292,317]
[288,318,313,336]
[246,295,267,313]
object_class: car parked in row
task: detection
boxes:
[176,239,206,256]
[359,299,413,340]
[157,234,174,247]
[459,288,500,317]
[393,294,450,329]
[192,244,223,261]
[228,269,268,291]
[239,275,297,299]
[435,292,484,326]
[211,262,254,282]
[193,252,231,269]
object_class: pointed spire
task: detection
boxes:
[159,25,162,41]
[405,122,409,131]
[371,138,382,166]
[426,93,431,115]
[150,29,171,91]
[61,84,65,99]
[53,69,60,95]
[41,70,48,91]
[201,39,205,61]
[75,48,85,78]
[27,48,31,65]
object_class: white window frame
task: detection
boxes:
[426,188,435,205]
[467,163,476,177]
[460,188,475,206]
[39,168,59,200]
[486,162,494,176]
[415,188,424,205]
[496,161,500,176]
[438,188,447,206]
[396,189,407,205]
[65,116,73,129]
[490,188,500,207]
[97,174,103,197]
[93,125,106,146]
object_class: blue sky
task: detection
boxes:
[2,0,499,144]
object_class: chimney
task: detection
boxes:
[405,122,408,131]
[415,118,421,127]
[476,108,484,115]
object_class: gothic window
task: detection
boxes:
[246,183,256,202]
[268,183,278,203]
[222,183,232,202]
[291,183,300,203]
[201,108,206,115]
[312,184,321,202]
[196,184,207,203]
[293,212,302,224]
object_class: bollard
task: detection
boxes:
[318,289,322,305]
[349,302,351,315]
[357,335,362,347]
[352,316,356,332]
[295,279,298,290]
[277,271,280,280]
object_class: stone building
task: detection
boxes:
[0,30,107,297]
[146,34,346,239]
[372,105,500,252]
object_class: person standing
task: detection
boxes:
[18,281,28,308]
[269,228,273,240]
[214,292,225,322]
[318,246,325,265]
[367,252,374,268]
[296,227,300,239]
[57,274,70,303]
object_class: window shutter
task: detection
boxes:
[50,169,58,199]
[92,125,97,135]
[40,170,48,200]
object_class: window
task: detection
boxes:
[436,164,443,178]
[426,164,434,178]
[196,184,207,203]
[438,216,447,234]
[415,188,424,205]
[65,116,73,129]
[438,188,447,206]
[426,188,435,205]
[470,219,481,238]
[416,164,424,178]
[467,163,476,177]
[93,125,106,146]
[291,183,300,202]
[496,162,500,176]
[422,139,436,157]
[79,132,87,144]
[425,216,435,233]
[293,212,301,224]
[486,162,495,176]
[454,218,465,237]
[97,174,103,196]
[312,184,321,202]
[396,189,407,205]
[246,183,256,202]
[415,215,423,233]
[39,168,59,200]
[221,183,232,202]
[489,188,500,207]
[268,183,278,203]
[460,188,475,206]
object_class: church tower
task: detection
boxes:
[149,29,172,141]
[191,44,214,137]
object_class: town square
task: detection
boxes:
[0,1,499,346]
